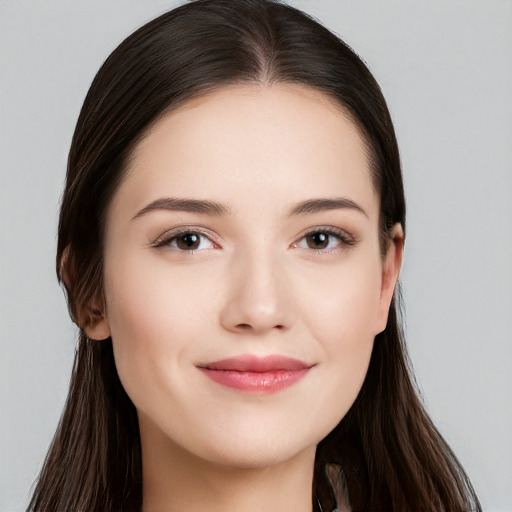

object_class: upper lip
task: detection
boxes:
[199,355,312,372]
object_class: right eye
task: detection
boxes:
[154,229,217,252]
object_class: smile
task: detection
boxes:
[197,355,313,394]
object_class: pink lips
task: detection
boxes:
[198,355,312,394]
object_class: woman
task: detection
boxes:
[28,0,481,510]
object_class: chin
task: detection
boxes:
[183,415,333,471]
[199,438,317,470]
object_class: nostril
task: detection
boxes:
[235,323,252,330]
[234,323,285,331]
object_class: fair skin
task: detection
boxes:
[84,84,403,512]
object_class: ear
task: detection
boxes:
[60,247,111,341]
[376,223,404,334]
[79,297,111,341]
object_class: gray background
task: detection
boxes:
[1,1,511,511]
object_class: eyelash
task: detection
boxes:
[152,227,218,253]
[152,226,356,254]
[294,227,356,253]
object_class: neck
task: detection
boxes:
[140,418,316,512]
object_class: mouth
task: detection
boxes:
[197,355,313,394]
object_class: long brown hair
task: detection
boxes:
[29,1,481,510]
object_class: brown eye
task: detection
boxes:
[176,233,201,250]
[294,228,353,252]
[154,229,216,252]
[305,232,330,249]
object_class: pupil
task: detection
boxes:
[178,233,200,250]
[308,232,328,249]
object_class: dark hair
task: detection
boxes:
[29,1,481,511]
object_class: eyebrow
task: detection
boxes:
[132,196,368,220]
[132,197,229,219]
[288,197,368,218]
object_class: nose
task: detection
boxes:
[219,249,295,335]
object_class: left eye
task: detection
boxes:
[160,231,215,251]
[294,230,349,251]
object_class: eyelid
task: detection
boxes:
[292,225,357,251]
[149,224,356,252]
[151,226,221,250]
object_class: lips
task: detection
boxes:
[198,355,313,394]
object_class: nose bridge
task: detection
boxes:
[220,243,294,334]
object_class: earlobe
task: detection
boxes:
[60,246,111,341]
[82,305,111,341]
[79,289,111,340]
[376,223,404,334]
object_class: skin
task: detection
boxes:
[84,84,403,512]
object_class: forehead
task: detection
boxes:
[115,83,378,220]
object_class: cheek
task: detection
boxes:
[103,253,217,409]
[299,253,382,345]
[295,255,382,422]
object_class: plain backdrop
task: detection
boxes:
[1,1,511,511]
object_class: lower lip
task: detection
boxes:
[199,368,310,394]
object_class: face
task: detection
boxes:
[89,84,402,470]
